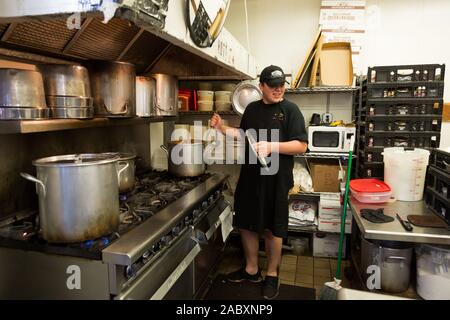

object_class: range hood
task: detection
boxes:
[0,0,257,79]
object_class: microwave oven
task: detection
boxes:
[308,126,356,153]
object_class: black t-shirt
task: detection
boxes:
[233,98,308,237]
[239,99,308,144]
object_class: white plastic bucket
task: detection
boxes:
[415,244,450,300]
[383,147,430,201]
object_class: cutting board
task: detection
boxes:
[407,214,449,228]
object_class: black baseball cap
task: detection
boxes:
[259,65,289,87]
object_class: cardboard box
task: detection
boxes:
[318,217,352,234]
[313,233,346,258]
[318,42,353,86]
[310,163,345,192]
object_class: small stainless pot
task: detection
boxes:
[104,152,136,193]
[161,140,209,177]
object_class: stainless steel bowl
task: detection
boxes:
[231,81,262,116]
[0,68,47,109]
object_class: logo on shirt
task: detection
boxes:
[272,112,285,121]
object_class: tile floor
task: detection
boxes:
[216,246,353,300]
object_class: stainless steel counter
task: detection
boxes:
[349,197,450,245]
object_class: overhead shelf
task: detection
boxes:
[0,116,177,134]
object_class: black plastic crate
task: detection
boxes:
[368,64,445,83]
[426,166,450,201]
[430,149,450,174]
[359,150,384,163]
[363,118,442,132]
[362,133,440,148]
[358,163,384,179]
[364,101,443,116]
[425,190,449,225]
[367,82,444,100]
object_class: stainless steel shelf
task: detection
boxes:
[0,116,177,134]
[286,86,357,94]
[296,152,357,160]
[178,111,238,116]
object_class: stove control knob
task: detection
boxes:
[172,226,181,236]
[184,216,192,225]
[161,235,172,246]
[142,250,151,262]
[193,209,201,218]
[208,195,214,204]
[125,264,137,279]
[151,243,160,253]
[201,201,208,209]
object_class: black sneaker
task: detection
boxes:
[263,275,279,300]
[226,267,262,283]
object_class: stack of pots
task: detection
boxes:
[20,153,129,243]
[0,68,49,120]
[89,61,136,117]
[38,64,94,119]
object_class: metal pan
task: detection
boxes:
[50,107,94,119]
[231,81,262,116]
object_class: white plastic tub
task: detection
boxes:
[214,91,232,102]
[416,244,450,300]
[197,90,214,101]
[197,100,214,111]
[383,147,430,201]
[215,101,232,111]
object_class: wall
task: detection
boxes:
[225,0,450,147]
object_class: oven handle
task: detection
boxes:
[149,238,201,300]
[205,202,232,240]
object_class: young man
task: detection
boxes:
[210,65,308,299]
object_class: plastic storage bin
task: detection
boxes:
[416,244,450,300]
[349,178,392,203]
[383,147,430,201]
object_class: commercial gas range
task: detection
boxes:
[0,171,231,299]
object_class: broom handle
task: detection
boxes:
[336,148,353,280]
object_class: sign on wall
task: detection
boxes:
[319,0,366,75]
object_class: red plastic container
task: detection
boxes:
[349,178,392,203]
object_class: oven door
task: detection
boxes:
[193,198,232,298]
[114,229,201,300]
[308,127,344,152]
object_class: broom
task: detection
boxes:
[318,140,354,300]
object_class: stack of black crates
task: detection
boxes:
[355,64,445,179]
[425,149,449,225]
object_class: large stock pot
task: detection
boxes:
[21,153,128,243]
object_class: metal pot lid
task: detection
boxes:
[231,81,262,116]
[32,153,120,167]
